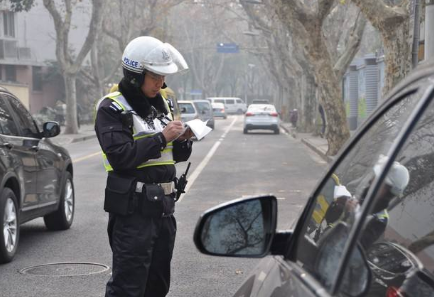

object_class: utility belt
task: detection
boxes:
[104,174,175,217]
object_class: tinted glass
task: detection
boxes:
[179,103,196,114]
[194,102,211,113]
[356,94,434,296]
[294,88,424,293]
[6,95,39,137]
[226,99,235,105]
[248,104,276,112]
[215,99,225,104]
[0,95,18,136]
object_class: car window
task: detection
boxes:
[179,103,196,114]
[194,102,210,113]
[226,99,235,105]
[355,94,434,296]
[248,104,276,112]
[293,87,426,293]
[0,95,19,136]
[215,99,225,104]
[236,99,243,104]
[6,94,39,138]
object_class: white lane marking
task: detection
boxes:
[73,152,101,163]
[178,117,237,203]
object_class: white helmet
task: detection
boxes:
[122,36,188,76]
[373,155,410,197]
[334,185,352,199]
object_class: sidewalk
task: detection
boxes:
[280,122,333,163]
[50,124,97,146]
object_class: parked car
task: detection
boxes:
[193,99,214,129]
[0,87,74,263]
[178,100,199,123]
[207,97,247,114]
[212,102,227,119]
[243,104,280,134]
[194,61,434,296]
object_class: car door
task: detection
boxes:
[236,98,246,113]
[6,94,61,209]
[0,94,38,213]
[287,78,434,296]
[225,99,235,113]
[237,78,434,297]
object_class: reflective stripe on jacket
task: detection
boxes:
[96,92,174,171]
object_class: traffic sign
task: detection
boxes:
[217,43,239,53]
[190,89,203,96]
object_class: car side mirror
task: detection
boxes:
[315,222,371,297]
[194,195,277,257]
[43,121,61,138]
[201,110,207,115]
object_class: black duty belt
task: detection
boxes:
[135,182,174,196]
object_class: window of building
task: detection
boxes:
[32,66,42,91]
[5,65,16,82]
[3,11,15,37]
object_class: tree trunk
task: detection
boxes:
[308,37,350,155]
[301,73,317,133]
[63,73,79,134]
[91,42,104,98]
[349,0,412,94]
[382,22,412,94]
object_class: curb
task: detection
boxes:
[301,138,334,163]
[279,123,293,135]
[280,123,333,163]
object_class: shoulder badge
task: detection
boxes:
[109,101,123,113]
[167,98,174,112]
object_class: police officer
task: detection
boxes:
[95,36,193,297]
[324,155,410,249]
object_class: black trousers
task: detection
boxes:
[105,211,177,297]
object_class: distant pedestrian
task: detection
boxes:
[76,104,82,129]
[55,100,66,126]
[319,104,326,138]
[290,109,298,128]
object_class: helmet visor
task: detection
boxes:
[165,43,189,74]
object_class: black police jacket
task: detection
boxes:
[94,96,192,184]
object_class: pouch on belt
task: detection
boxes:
[104,174,136,215]
[141,184,175,216]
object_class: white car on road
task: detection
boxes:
[243,104,280,134]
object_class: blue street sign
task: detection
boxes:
[217,43,239,53]
[190,89,203,96]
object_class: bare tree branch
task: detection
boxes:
[318,0,336,23]
[334,11,367,78]
[350,0,407,31]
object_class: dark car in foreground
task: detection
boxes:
[194,61,434,297]
[0,88,74,263]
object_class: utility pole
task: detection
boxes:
[426,0,434,60]
[412,0,421,68]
